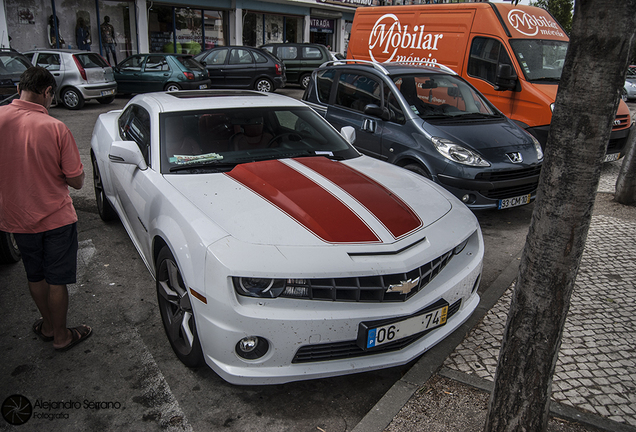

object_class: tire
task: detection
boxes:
[165,83,181,92]
[300,73,311,90]
[254,78,273,93]
[403,163,432,179]
[61,87,85,110]
[92,156,118,221]
[0,231,21,264]
[97,95,115,104]
[156,246,205,368]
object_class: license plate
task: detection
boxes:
[101,89,115,96]
[498,193,531,209]
[604,153,620,162]
[358,303,448,350]
[199,84,208,89]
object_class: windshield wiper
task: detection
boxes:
[531,77,560,82]
[455,113,502,119]
[169,161,237,172]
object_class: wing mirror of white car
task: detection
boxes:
[108,140,148,171]
[340,126,356,145]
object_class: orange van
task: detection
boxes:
[347,2,632,161]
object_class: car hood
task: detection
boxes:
[164,156,454,247]
[428,118,540,165]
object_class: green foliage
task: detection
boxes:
[530,0,574,34]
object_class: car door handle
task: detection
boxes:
[163,73,170,76]
[53,73,60,76]
[362,119,377,133]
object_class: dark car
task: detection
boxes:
[303,60,544,210]
[260,43,331,89]
[114,53,211,94]
[194,46,285,92]
[0,48,33,102]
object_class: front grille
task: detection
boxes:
[475,166,541,199]
[280,249,455,302]
[292,299,462,363]
[481,182,538,199]
[475,165,541,182]
[612,114,631,130]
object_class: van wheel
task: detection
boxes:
[61,88,85,110]
[300,73,311,90]
[403,163,432,179]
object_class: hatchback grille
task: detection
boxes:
[291,299,462,363]
[480,182,538,199]
[280,249,455,302]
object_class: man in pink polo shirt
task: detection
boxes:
[0,67,92,351]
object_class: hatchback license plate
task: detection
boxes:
[604,153,620,162]
[101,89,115,96]
[199,84,208,89]
[359,303,448,350]
[498,193,531,209]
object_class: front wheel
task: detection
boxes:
[61,87,85,110]
[0,231,21,264]
[165,83,181,92]
[254,78,273,93]
[156,247,205,368]
[403,163,432,180]
[92,156,118,221]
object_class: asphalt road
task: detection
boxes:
[0,87,536,432]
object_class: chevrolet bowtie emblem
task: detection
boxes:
[387,277,420,295]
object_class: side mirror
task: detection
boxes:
[363,104,391,121]
[340,126,356,144]
[495,64,518,91]
[109,141,148,171]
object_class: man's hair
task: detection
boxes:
[19,67,57,96]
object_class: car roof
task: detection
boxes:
[318,60,456,76]
[133,90,308,113]
[24,48,95,55]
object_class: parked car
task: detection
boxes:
[0,48,33,102]
[90,89,483,385]
[24,49,117,110]
[260,43,331,89]
[623,66,636,101]
[303,60,544,210]
[193,46,285,92]
[0,231,21,264]
[114,53,210,94]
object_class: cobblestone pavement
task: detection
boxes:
[443,160,636,427]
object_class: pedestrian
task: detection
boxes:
[100,16,117,65]
[0,67,92,352]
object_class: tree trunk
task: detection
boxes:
[615,129,636,205]
[484,1,636,431]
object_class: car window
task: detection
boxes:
[35,53,61,71]
[75,53,109,68]
[302,47,323,60]
[316,69,336,103]
[120,56,144,71]
[261,46,273,54]
[467,37,513,85]
[176,56,205,71]
[229,49,254,65]
[279,46,298,60]
[161,106,359,174]
[0,55,30,74]
[253,51,269,64]
[335,72,381,113]
[145,56,170,71]
[119,104,151,164]
[203,49,227,65]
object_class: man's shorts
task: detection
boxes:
[13,223,78,285]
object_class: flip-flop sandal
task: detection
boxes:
[55,325,93,352]
[32,318,54,342]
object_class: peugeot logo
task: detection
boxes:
[387,277,420,295]
[506,152,523,163]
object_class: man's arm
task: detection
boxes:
[66,171,85,190]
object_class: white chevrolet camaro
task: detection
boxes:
[90,90,484,385]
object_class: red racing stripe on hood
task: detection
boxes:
[296,157,422,239]
[226,160,380,244]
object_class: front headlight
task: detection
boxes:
[528,133,544,160]
[550,103,555,112]
[431,137,490,167]
[234,277,286,298]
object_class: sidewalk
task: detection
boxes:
[353,160,636,432]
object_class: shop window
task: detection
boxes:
[99,0,138,58]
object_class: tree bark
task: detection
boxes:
[484,1,636,431]
[615,129,636,205]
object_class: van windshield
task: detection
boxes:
[394,74,500,119]
[509,39,568,82]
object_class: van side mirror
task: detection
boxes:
[364,104,391,121]
[495,64,518,91]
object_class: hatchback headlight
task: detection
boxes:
[431,137,490,167]
[528,133,544,160]
[234,277,286,298]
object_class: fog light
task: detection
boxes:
[236,336,269,360]
[462,194,470,203]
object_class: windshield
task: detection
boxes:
[509,39,568,82]
[394,74,499,119]
[161,106,359,173]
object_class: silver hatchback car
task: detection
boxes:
[24,49,117,109]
